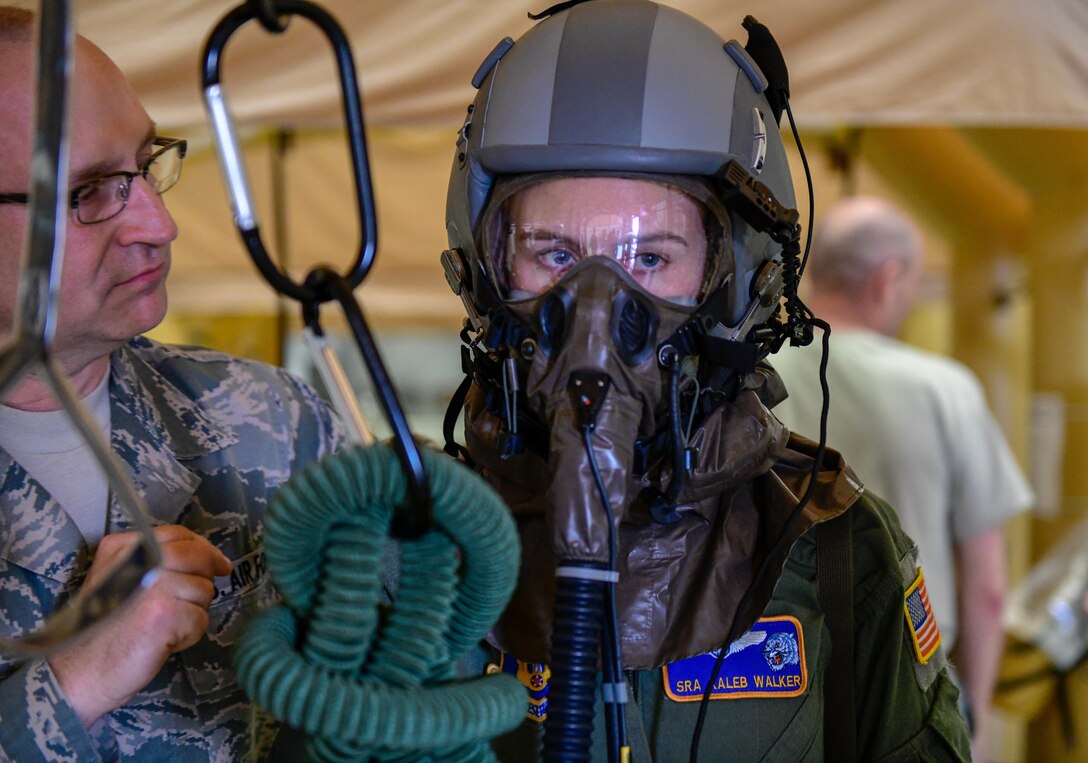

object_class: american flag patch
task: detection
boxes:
[904,568,942,664]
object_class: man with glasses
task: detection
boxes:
[0,8,343,761]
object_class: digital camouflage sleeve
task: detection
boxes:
[0,337,345,762]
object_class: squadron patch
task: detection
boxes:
[487,653,551,723]
[663,616,807,701]
[904,567,942,664]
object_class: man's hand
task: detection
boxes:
[47,525,232,729]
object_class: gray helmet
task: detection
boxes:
[443,0,797,339]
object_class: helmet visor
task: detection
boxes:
[482,176,727,305]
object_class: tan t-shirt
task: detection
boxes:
[0,369,111,546]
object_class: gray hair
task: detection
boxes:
[806,196,923,293]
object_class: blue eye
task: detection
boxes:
[542,249,575,268]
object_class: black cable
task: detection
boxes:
[689,318,830,763]
[582,427,629,760]
[784,97,816,278]
[440,374,474,462]
[648,355,688,524]
[527,0,590,20]
[663,357,686,503]
[689,91,830,761]
[250,0,288,32]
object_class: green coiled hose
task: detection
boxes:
[233,443,526,761]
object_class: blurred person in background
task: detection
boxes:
[772,195,1034,758]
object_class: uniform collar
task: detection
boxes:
[0,455,89,589]
[0,340,237,584]
[110,340,236,461]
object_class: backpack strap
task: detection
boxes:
[817,509,855,763]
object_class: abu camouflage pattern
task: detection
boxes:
[0,337,344,762]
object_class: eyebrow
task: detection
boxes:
[516,227,690,248]
[626,231,690,247]
[69,124,158,185]
[515,227,579,249]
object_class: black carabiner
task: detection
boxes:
[303,268,432,538]
[250,0,289,33]
[201,1,431,537]
[201,0,375,302]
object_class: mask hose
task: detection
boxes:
[544,570,605,763]
[232,444,527,760]
[543,372,630,763]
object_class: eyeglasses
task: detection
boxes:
[0,137,187,225]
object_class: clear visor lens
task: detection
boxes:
[484,177,722,304]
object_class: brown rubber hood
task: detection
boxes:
[467,369,863,668]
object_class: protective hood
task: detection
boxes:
[466,351,862,668]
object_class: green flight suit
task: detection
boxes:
[484,489,972,762]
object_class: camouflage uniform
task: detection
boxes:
[0,337,345,762]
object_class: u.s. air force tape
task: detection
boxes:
[663,615,807,701]
[212,547,267,604]
[555,566,620,583]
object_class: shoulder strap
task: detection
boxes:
[817,509,855,763]
[441,373,474,462]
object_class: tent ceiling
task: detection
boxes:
[12,0,1087,130]
[9,1,1088,322]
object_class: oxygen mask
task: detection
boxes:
[459,175,789,668]
[478,176,727,561]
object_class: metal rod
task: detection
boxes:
[302,326,374,446]
[271,129,292,368]
[0,0,161,657]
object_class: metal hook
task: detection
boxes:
[0,0,161,657]
[201,0,376,302]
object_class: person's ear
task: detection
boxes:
[870,258,906,308]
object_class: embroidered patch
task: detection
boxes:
[211,547,266,604]
[904,567,942,664]
[663,615,807,701]
[487,653,550,722]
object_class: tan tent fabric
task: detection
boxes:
[8,0,1088,317]
[52,0,1088,130]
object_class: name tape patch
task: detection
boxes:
[212,548,266,604]
[904,567,942,664]
[663,615,807,701]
